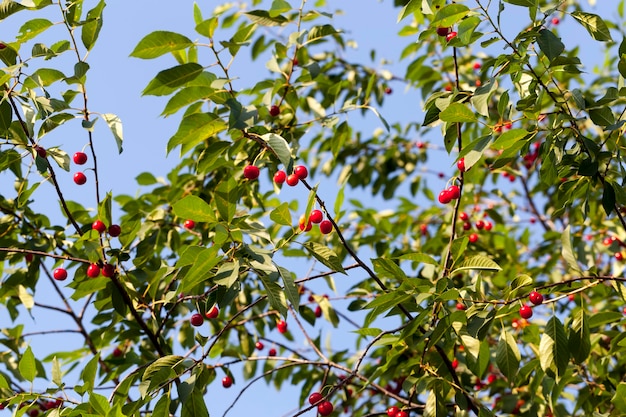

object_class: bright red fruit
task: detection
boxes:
[315,305,322,318]
[446,31,458,42]
[92,220,106,233]
[459,212,469,221]
[108,224,121,237]
[319,219,333,235]
[447,185,460,200]
[243,165,260,180]
[457,157,465,172]
[53,268,67,281]
[519,305,533,319]
[451,358,459,369]
[436,27,451,36]
[268,348,276,356]
[73,152,87,165]
[73,172,87,185]
[310,209,323,224]
[269,105,280,117]
[552,17,560,25]
[456,302,466,311]
[438,190,452,204]
[463,222,471,230]
[616,252,624,261]
[205,306,219,319]
[529,291,544,305]
[274,170,286,184]
[112,347,123,357]
[396,411,409,417]
[222,376,233,388]
[473,62,482,70]
[468,233,479,243]
[86,264,100,278]
[318,401,333,416]
[387,406,400,416]
[299,215,313,232]
[183,219,195,230]
[102,264,115,277]
[309,392,323,405]
[294,165,308,179]
[277,319,287,333]
[190,313,204,327]
[255,341,264,350]
[485,221,493,231]
[475,220,485,230]
[286,174,299,186]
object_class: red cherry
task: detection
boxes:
[92,220,106,233]
[319,219,333,234]
[292,58,299,66]
[243,165,260,180]
[487,374,497,384]
[459,212,469,221]
[73,172,87,185]
[387,406,400,417]
[269,105,280,117]
[468,233,478,243]
[456,302,466,311]
[447,185,460,200]
[190,313,204,327]
[102,264,115,277]
[222,375,233,388]
[286,174,299,186]
[35,146,46,158]
[86,263,100,278]
[463,222,471,230]
[551,17,560,25]
[314,305,322,318]
[485,221,493,231]
[183,219,195,230]
[420,224,428,236]
[108,224,121,237]
[255,341,264,350]
[112,347,123,357]
[205,306,219,319]
[310,209,323,224]
[25,253,33,263]
[473,62,482,70]
[446,31,458,42]
[277,319,287,333]
[309,392,323,405]
[268,348,277,356]
[451,358,459,369]
[436,27,451,36]
[53,268,67,281]
[299,215,313,232]
[438,190,452,204]
[317,401,333,416]
[519,305,533,319]
[294,165,308,179]
[616,252,624,261]
[274,170,286,184]
[457,157,465,172]
[384,86,392,95]
[416,141,425,149]
[475,220,485,230]
[73,152,88,165]
[529,291,544,305]
[396,411,409,417]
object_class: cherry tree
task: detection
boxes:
[0,0,624,416]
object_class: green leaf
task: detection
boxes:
[491,128,530,150]
[215,177,239,222]
[17,18,53,43]
[167,112,227,154]
[372,258,408,281]
[270,202,292,226]
[0,373,9,389]
[269,0,291,17]
[24,68,65,87]
[102,113,123,153]
[19,346,36,382]
[214,259,239,287]
[152,394,171,417]
[496,330,520,381]
[195,17,218,38]
[173,195,216,223]
[451,255,501,274]
[143,63,204,96]
[277,266,299,310]
[589,107,615,126]
[181,388,210,417]
[612,383,626,413]
[0,100,12,132]
[397,0,422,23]
[143,355,183,382]
[244,10,288,26]
[51,356,62,386]
[503,0,536,6]
[262,133,293,170]
[602,182,616,216]
[539,316,569,376]
[178,246,222,294]
[397,252,439,265]
[537,29,564,61]
[588,311,623,328]
[81,0,105,51]
[568,309,590,364]
[439,103,477,123]
[0,1,26,20]
[571,11,612,41]
[303,242,345,273]
[260,274,288,318]
[18,285,34,309]
[561,225,583,275]
[432,4,470,28]
[161,87,214,117]
[130,31,193,59]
